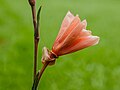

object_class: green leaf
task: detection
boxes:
[36,6,42,33]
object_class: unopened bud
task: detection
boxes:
[28,0,36,6]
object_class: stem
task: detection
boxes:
[29,2,39,80]
[32,6,39,80]
[38,61,49,82]
[31,6,37,33]
[32,61,50,90]
[34,37,39,79]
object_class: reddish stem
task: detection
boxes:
[31,6,37,32]
[29,1,39,80]
[32,61,50,90]
[38,61,49,81]
[34,53,57,89]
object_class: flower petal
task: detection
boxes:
[67,36,100,53]
[52,15,80,52]
[58,22,86,51]
[56,36,99,56]
[55,11,75,42]
[81,19,87,29]
[79,29,92,37]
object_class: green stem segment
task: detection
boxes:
[32,61,50,90]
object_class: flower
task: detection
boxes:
[42,11,99,65]
[52,11,99,56]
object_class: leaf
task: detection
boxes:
[36,6,42,33]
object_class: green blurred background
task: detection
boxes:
[0,0,120,90]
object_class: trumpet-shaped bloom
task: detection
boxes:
[52,11,99,56]
[42,11,99,65]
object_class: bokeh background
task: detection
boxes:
[0,0,120,90]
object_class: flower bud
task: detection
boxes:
[28,0,36,6]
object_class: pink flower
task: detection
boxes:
[42,11,99,65]
[51,11,99,56]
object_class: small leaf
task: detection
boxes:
[37,6,42,33]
